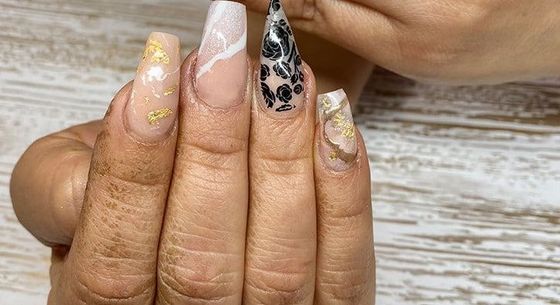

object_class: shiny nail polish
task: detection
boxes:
[259,0,304,115]
[126,32,180,141]
[318,89,358,171]
[196,1,248,108]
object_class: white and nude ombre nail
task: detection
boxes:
[195,1,247,108]
[126,32,180,141]
[318,89,358,171]
[259,0,304,116]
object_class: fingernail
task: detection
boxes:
[195,1,247,108]
[318,89,358,171]
[259,0,305,116]
[126,32,180,141]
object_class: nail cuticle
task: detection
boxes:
[192,54,252,111]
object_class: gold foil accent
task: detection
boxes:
[143,40,170,64]
[147,108,173,125]
[322,97,332,110]
[164,86,177,96]
[320,92,357,164]
[144,96,151,104]
[332,112,355,138]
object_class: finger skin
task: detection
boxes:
[156,54,252,304]
[244,0,560,84]
[314,131,375,305]
[50,82,178,305]
[243,63,317,305]
[10,120,101,246]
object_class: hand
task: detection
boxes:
[243,0,560,84]
[11,3,375,303]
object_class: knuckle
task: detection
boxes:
[75,270,152,304]
[186,129,247,157]
[177,133,246,172]
[318,266,373,305]
[246,261,313,304]
[91,155,169,189]
[321,196,371,223]
[254,155,311,177]
[158,262,238,303]
[318,277,372,305]
[91,134,171,187]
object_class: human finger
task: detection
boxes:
[156,2,252,304]
[244,2,318,304]
[314,89,375,305]
[50,32,181,304]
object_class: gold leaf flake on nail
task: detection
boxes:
[332,112,355,138]
[321,97,332,110]
[147,108,173,125]
[144,96,151,103]
[163,86,177,96]
[143,40,170,64]
[329,151,338,161]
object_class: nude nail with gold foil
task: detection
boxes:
[318,89,358,171]
[126,32,180,141]
[196,1,247,108]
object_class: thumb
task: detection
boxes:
[10,120,101,246]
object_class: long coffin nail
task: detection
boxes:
[259,0,305,116]
[318,89,358,171]
[196,1,248,108]
[126,32,180,141]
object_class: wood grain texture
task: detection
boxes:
[0,1,559,304]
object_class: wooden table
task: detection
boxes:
[1,1,559,304]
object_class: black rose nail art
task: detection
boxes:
[259,0,304,113]
[276,84,292,103]
[271,0,281,11]
[262,25,290,61]
[261,82,276,108]
[294,84,303,95]
[273,61,291,79]
[260,64,270,82]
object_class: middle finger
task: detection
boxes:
[156,2,251,305]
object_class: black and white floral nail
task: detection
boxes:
[259,0,304,114]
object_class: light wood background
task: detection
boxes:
[1,1,559,304]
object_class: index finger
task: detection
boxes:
[52,32,181,304]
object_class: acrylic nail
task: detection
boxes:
[259,0,305,116]
[126,32,180,141]
[318,89,358,171]
[195,1,247,108]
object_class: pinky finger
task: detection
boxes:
[314,89,375,305]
